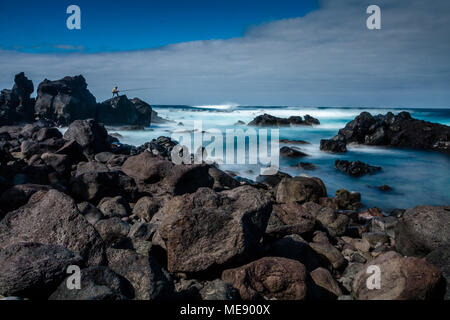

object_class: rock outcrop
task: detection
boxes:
[96,96,151,127]
[334,160,382,177]
[321,111,450,153]
[35,75,97,126]
[248,113,319,127]
[0,72,35,125]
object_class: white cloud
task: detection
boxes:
[0,0,449,107]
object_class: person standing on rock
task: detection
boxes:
[112,86,119,97]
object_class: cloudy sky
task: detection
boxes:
[0,0,449,107]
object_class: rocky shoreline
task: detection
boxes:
[0,73,449,301]
[0,116,448,300]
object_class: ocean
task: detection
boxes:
[105,105,450,211]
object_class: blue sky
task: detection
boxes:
[0,0,449,107]
[0,0,318,53]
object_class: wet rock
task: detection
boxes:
[353,251,444,300]
[49,266,133,300]
[106,248,173,300]
[221,257,307,300]
[291,162,317,170]
[335,160,381,177]
[320,137,347,153]
[0,190,105,265]
[395,205,450,257]
[327,111,450,152]
[280,146,309,158]
[0,243,83,299]
[276,176,327,204]
[248,113,319,127]
[158,186,272,273]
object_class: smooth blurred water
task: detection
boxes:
[107,105,450,211]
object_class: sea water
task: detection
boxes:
[106,105,450,211]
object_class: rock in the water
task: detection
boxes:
[221,257,307,300]
[49,266,133,300]
[276,176,327,204]
[395,205,450,257]
[280,146,308,158]
[248,113,319,127]
[320,137,347,153]
[0,243,83,299]
[352,251,444,300]
[327,111,450,153]
[35,75,97,126]
[335,160,381,177]
[63,119,109,156]
[0,189,105,265]
[158,186,272,273]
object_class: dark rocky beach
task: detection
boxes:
[0,73,449,301]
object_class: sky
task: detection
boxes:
[0,0,449,107]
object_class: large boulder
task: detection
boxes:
[106,248,173,300]
[0,243,83,299]
[352,251,444,300]
[276,176,327,204]
[157,186,272,273]
[221,257,307,300]
[325,112,450,153]
[265,202,316,238]
[34,75,97,126]
[426,247,450,300]
[395,205,450,257]
[70,169,138,203]
[0,190,105,265]
[63,119,109,156]
[49,266,133,300]
[96,96,151,127]
[0,72,35,125]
